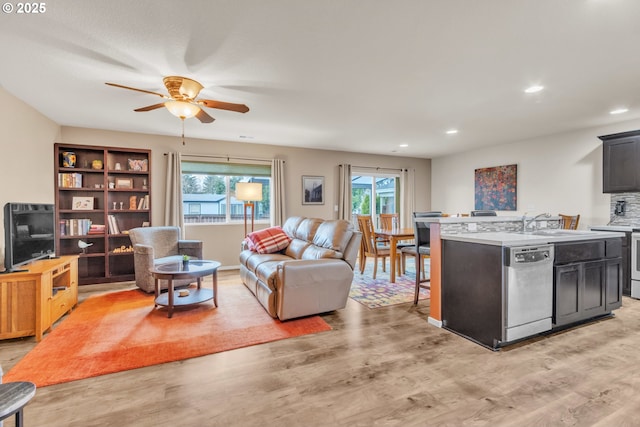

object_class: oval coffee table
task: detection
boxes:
[150,260,221,318]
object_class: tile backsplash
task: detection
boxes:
[440,218,561,234]
[610,193,640,225]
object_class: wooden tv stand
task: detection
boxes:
[0,255,78,341]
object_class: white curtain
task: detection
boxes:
[271,158,286,226]
[164,152,185,237]
[338,163,352,221]
[400,168,415,228]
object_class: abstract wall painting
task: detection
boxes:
[474,164,517,211]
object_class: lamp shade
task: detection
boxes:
[236,182,263,202]
[164,100,200,119]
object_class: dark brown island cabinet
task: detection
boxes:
[442,236,623,349]
[553,239,623,327]
[54,143,151,285]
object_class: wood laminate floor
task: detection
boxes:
[2,270,640,426]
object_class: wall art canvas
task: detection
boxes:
[474,164,517,211]
[302,176,324,205]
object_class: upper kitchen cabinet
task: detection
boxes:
[600,130,640,193]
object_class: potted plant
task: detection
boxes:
[182,254,189,268]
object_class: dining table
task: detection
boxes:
[374,227,415,283]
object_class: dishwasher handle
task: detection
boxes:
[504,245,554,267]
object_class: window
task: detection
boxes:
[181,161,271,224]
[351,172,399,228]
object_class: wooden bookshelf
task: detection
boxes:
[54,143,151,285]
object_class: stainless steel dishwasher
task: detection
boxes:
[503,245,554,342]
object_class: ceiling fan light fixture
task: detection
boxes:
[164,100,200,119]
[180,79,203,99]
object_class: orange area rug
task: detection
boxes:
[4,282,331,387]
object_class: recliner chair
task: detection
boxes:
[128,226,203,293]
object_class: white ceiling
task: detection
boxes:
[2,0,640,158]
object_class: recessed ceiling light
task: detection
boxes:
[399,143,409,148]
[524,85,544,94]
[610,108,629,115]
[446,129,458,135]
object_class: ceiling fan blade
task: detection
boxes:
[105,82,168,99]
[134,103,166,112]
[195,109,215,123]
[198,99,250,113]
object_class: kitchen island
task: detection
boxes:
[439,229,624,349]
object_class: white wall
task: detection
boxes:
[0,88,61,264]
[0,86,432,269]
[431,118,640,229]
[59,126,432,267]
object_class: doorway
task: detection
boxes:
[351,172,399,228]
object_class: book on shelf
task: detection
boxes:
[59,218,92,236]
[107,215,120,234]
[137,197,145,210]
[58,173,83,188]
[88,224,105,235]
[144,194,149,209]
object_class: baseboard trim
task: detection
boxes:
[428,317,442,328]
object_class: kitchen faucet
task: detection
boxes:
[522,212,551,231]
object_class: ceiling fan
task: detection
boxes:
[105,76,249,123]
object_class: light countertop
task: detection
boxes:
[589,225,639,232]
[441,230,625,247]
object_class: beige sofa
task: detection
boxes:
[239,216,362,320]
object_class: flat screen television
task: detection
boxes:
[3,203,56,272]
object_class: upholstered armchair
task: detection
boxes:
[128,226,203,293]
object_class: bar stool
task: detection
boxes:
[0,381,36,427]
[401,211,443,304]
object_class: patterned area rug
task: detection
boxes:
[350,256,430,308]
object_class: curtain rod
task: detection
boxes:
[164,153,281,164]
[344,165,406,172]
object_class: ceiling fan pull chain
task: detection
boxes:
[181,117,186,145]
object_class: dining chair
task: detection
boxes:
[375,213,398,247]
[379,213,399,229]
[381,212,414,263]
[559,214,580,230]
[356,215,401,279]
[400,211,442,304]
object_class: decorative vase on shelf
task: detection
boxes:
[62,151,76,168]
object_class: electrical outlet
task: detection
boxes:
[468,222,477,231]
[539,221,547,229]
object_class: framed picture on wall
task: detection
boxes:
[302,175,324,205]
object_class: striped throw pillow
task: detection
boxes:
[245,226,292,254]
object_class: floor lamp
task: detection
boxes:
[236,182,263,236]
